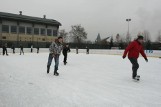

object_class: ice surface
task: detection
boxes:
[0,53,161,107]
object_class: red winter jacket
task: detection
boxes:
[123,40,147,59]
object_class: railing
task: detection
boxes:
[1,48,161,58]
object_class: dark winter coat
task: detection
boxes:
[63,46,70,55]
[20,45,23,50]
[123,40,147,59]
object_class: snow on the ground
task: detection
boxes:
[0,53,161,107]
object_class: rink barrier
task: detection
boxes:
[70,49,161,58]
[0,48,161,58]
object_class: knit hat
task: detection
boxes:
[137,35,144,40]
[58,36,63,39]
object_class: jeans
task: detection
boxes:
[129,58,139,78]
[3,49,8,55]
[47,53,59,72]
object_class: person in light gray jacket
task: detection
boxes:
[47,36,63,76]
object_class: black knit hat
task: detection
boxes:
[137,35,144,40]
[58,36,63,39]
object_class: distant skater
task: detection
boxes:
[31,45,33,53]
[76,47,78,54]
[86,46,89,54]
[123,35,148,81]
[37,46,39,53]
[47,37,63,76]
[62,44,70,65]
[20,44,24,55]
[2,43,8,56]
[12,44,15,54]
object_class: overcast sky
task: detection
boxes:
[0,0,161,41]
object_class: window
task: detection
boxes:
[27,27,32,35]
[41,28,46,35]
[2,25,9,33]
[19,26,25,34]
[11,26,17,33]
[53,30,57,36]
[42,38,45,41]
[2,36,6,39]
[47,29,52,36]
[34,28,39,35]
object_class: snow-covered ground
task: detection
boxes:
[0,53,161,107]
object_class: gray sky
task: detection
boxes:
[0,0,161,41]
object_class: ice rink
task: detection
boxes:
[0,52,161,107]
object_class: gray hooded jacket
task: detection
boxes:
[49,41,63,55]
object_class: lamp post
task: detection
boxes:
[126,19,131,43]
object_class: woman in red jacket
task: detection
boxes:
[123,35,148,80]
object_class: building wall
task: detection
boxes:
[0,23,1,43]
[0,19,58,47]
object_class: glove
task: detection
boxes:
[52,53,55,57]
[145,58,148,62]
[122,56,126,59]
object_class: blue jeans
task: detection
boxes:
[47,53,59,72]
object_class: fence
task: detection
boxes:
[1,48,161,58]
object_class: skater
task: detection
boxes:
[12,44,15,54]
[47,36,63,76]
[37,46,39,53]
[86,46,89,54]
[2,43,8,56]
[62,44,70,65]
[76,47,78,54]
[31,45,33,53]
[122,35,148,81]
[19,44,24,55]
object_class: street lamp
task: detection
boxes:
[126,19,131,43]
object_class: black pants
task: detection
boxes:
[3,49,8,55]
[13,49,15,54]
[20,49,24,55]
[37,49,39,53]
[63,53,67,63]
[129,58,139,78]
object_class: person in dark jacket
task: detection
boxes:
[63,44,70,65]
[86,46,89,54]
[76,47,78,54]
[123,35,148,80]
[12,44,15,54]
[2,43,8,56]
[31,45,33,53]
[37,46,39,53]
[20,44,24,55]
[47,36,63,76]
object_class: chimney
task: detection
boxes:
[43,15,46,19]
[19,11,22,15]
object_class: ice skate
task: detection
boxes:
[133,75,140,81]
[54,72,59,76]
[64,62,67,65]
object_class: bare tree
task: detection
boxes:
[69,25,87,43]
[58,29,68,43]
[156,30,161,43]
[143,30,151,42]
[116,33,120,43]
[126,33,131,43]
[95,33,101,43]
[109,36,114,49]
